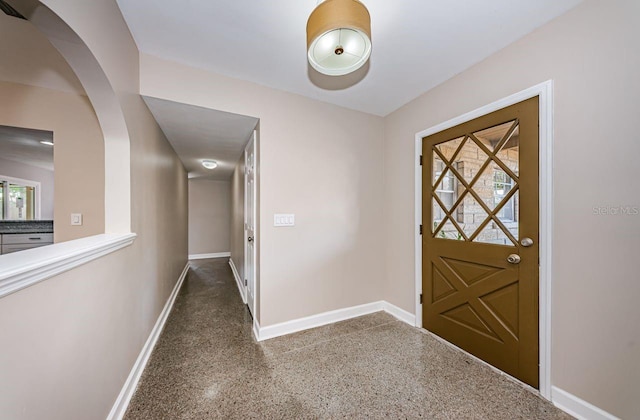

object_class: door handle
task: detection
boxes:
[248,237,254,242]
[520,237,534,247]
[507,254,521,264]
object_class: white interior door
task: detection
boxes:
[244,131,257,317]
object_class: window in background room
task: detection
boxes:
[0,177,40,220]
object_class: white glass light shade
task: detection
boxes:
[202,160,218,169]
[306,0,372,76]
[308,28,371,76]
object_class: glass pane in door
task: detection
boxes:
[435,136,465,163]
[473,221,517,246]
[434,218,463,241]
[452,194,489,238]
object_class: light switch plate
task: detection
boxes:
[274,214,295,227]
[71,213,83,226]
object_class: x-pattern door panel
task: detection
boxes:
[423,97,539,388]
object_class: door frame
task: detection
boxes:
[244,130,258,317]
[413,80,554,400]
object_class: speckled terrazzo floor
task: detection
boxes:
[124,258,571,419]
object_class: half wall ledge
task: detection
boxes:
[0,233,136,298]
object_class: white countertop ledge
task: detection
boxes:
[0,233,137,299]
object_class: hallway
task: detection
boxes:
[124,258,570,419]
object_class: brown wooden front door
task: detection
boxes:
[422,97,539,388]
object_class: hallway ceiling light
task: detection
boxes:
[306,0,372,76]
[201,160,218,169]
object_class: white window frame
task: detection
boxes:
[493,169,516,222]
[433,159,456,223]
[0,175,42,221]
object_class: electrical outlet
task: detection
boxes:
[71,213,83,226]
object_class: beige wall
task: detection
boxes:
[188,178,231,255]
[230,155,245,282]
[383,0,640,417]
[0,11,84,95]
[0,156,55,220]
[0,1,188,419]
[140,55,386,326]
[0,81,104,242]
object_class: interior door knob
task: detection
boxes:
[248,237,254,242]
[507,254,521,264]
[520,237,534,247]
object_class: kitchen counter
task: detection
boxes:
[0,220,54,235]
[0,221,54,254]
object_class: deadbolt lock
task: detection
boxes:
[507,254,521,264]
[520,237,534,247]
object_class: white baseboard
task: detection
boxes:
[107,262,190,420]
[254,300,416,342]
[228,258,246,304]
[552,387,619,420]
[188,252,230,260]
[383,301,416,326]
[252,318,260,342]
[255,301,384,341]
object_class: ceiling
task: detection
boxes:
[142,96,258,180]
[117,0,582,116]
[0,125,54,171]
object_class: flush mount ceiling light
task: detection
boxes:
[201,160,218,169]
[40,141,54,146]
[306,0,372,76]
